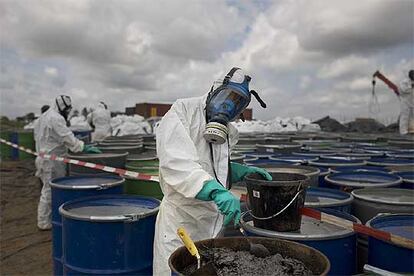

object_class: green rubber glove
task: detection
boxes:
[196,179,241,226]
[231,162,272,183]
[83,145,102,154]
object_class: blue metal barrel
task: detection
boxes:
[309,158,366,168]
[367,157,414,167]
[393,171,414,189]
[60,195,160,275]
[241,208,359,275]
[50,176,124,275]
[305,187,354,213]
[306,166,330,187]
[351,188,414,224]
[366,214,414,273]
[244,153,274,159]
[330,165,390,174]
[269,154,318,164]
[244,158,300,166]
[325,171,402,190]
[292,150,337,157]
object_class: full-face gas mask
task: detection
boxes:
[204,67,267,144]
[55,95,73,121]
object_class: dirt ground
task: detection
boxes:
[1,159,52,275]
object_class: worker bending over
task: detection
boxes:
[87,101,112,142]
[153,67,272,275]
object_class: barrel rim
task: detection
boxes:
[269,155,318,163]
[50,176,125,190]
[393,171,414,184]
[67,152,128,159]
[240,211,356,240]
[256,142,301,149]
[309,159,366,167]
[255,164,320,177]
[367,158,414,166]
[126,156,158,161]
[168,236,331,276]
[245,172,309,187]
[305,187,354,207]
[351,188,414,205]
[59,194,160,222]
[366,213,414,249]
[97,145,144,149]
[325,171,402,188]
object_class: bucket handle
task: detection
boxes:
[246,182,303,221]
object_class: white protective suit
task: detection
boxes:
[36,106,84,229]
[399,77,414,135]
[153,94,238,275]
[87,103,112,142]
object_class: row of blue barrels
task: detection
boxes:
[237,152,413,189]
[50,175,159,275]
[232,155,413,275]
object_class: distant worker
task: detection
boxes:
[153,67,272,275]
[36,95,101,230]
[399,70,414,135]
[87,102,112,142]
[34,105,51,188]
[372,69,414,135]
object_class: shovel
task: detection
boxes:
[239,227,271,258]
[177,227,217,276]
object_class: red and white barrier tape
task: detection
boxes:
[0,138,159,182]
[301,207,414,250]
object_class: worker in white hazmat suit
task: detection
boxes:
[87,102,112,142]
[36,95,101,230]
[153,67,272,275]
[34,105,50,188]
[399,70,414,135]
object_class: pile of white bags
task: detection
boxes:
[232,116,320,133]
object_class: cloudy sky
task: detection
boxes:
[1,0,413,124]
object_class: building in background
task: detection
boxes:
[126,103,253,120]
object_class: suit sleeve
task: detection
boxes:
[156,109,213,198]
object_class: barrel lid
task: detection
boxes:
[230,154,245,161]
[309,159,366,167]
[245,159,300,166]
[326,171,402,188]
[245,153,274,158]
[59,195,160,222]
[386,150,414,159]
[240,209,357,240]
[127,152,158,161]
[330,165,390,174]
[393,171,414,184]
[292,150,336,157]
[255,164,320,177]
[320,154,369,161]
[307,165,329,176]
[256,142,301,149]
[367,158,414,166]
[352,188,414,205]
[50,175,124,190]
[68,152,128,159]
[98,145,144,149]
[367,214,414,240]
[269,154,318,163]
[305,187,353,207]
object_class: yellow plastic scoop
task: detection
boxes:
[177,227,201,269]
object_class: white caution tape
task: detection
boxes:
[0,138,159,182]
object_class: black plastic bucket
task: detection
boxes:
[245,172,309,232]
